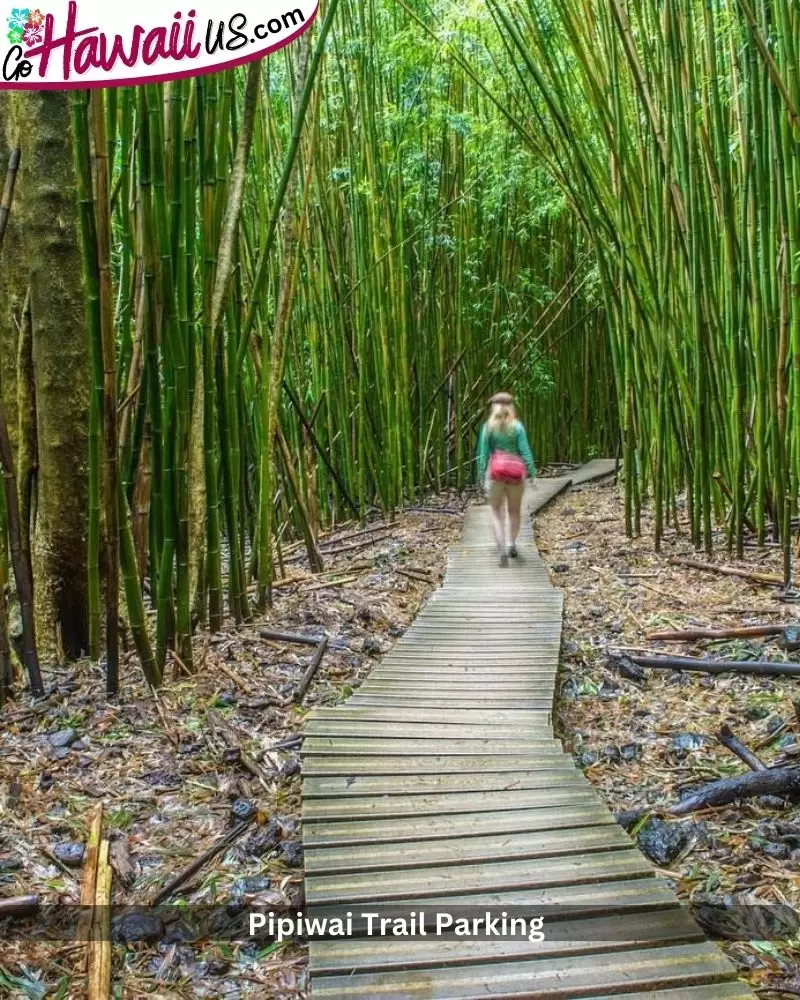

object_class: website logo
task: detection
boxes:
[1,0,317,88]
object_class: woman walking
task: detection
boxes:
[476,392,537,566]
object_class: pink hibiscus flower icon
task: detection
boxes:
[23,19,42,44]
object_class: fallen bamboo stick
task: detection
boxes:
[149,814,256,906]
[258,628,322,647]
[79,804,104,959]
[88,840,112,1000]
[668,556,784,587]
[295,636,329,703]
[623,652,800,678]
[717,724,767,771]
[0,895,39,918]
[647,624,788,642]
[670,767,800,816]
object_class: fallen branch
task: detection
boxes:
[395,567,435,584]
[88,840,112,1000]
[149,814,256,905]
[0,895,39,918]
[717,724,767,772]
[668,556,784,587]
[403,506,461,515]
[647,624,789,642]
[259,628,322,647]
[622,652,800,678]
[670,767,800,816]
[321,532,391,557]
[303,575,359,592]
[295,636,328,703]
[79,805,104,957]
[207,710,276,789]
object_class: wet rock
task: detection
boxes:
[48,728,76,748]
[601,745,621,764]
[388,623,405,637]
[637,818,695,865]
[587,606,604,619]
[215,691,237,708]
[362,636,382,657]
[552,563,570,574]
[206,958,231,976]
[71,739,89,752]
[578,750,599,768]
[561,640,580,657]
[563,540,586,551]
[610,654,646,684]
[666,672,691,687]
[761,842,790,860]
[766,715,785,734]
[671,733,709,757]
[278,757,300,779]
[50,746,71,760]
[230,799,255,824]
[620,742,641,762]
[113,910,165,945]
[239,876,271,894]
[38,772,54,792]
[53,842,85,867]
[614,809,645,832]
[243,820,281,858]
[777,733,797,748]
[744,704,770,721]
[598,677,619,699]
[280,840,304,867]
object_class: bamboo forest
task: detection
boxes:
[0,0,800,997]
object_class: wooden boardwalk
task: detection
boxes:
[301,461,755,999]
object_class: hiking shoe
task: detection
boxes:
[509,544,518,558]
[499,553,509,568]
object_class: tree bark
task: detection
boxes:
[6,92,90,661]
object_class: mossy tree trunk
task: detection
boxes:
[5,91,89,661]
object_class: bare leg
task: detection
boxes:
[489,491,506,553]
[508,483,524,551]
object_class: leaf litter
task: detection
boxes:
[537,478,800,1000]
[0,496,466,998]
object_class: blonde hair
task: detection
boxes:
[487,402,516,435]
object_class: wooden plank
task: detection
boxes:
[305,849,653,903]
[301,754,575,776]
[303,769,582,798]
[303,785,599,821]
[308,707,554,725]
[304,722,549,740]
[305,824,632,874]
[302,805,617,847]
[305,877,683,923]
[310,943,738,999]
[302,737,562,756]
[309,910,704,973]
[344,696,552,709]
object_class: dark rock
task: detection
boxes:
[48,728,76,748]
[362,636,382,657]
[38,772,54,792]
[113,910,165,945]
[206,958,231,976]
[278,757,300,779]
[230,799,255,824]
[53,842,85,867]
[587,606,604,619]
[766,715,785,734]
[578,750,599,768]
[777,733,797,748]
[281,840,304,867]
[239,876,271,894]
[637,818,695,865]
[71,739,89,752]
[599,678,620,700]
[243,820,281,858]
[50,747,71,760]
[222,747,242,765]
[610,654,646,684]
[563,540,586,551]
[620,743,641,762]
[561,640,580,657]
[552,563,570,574]
[215,691,237,708]
[143,770,182,789]
[744,704,770,721]
[762,842,791,860]
[666,672,691,687]
[388,624,405,637]
[671,732,708,754]
[615,809,645,832]
[601,745,621,764]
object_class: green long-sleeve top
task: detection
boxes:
[476,420,537,482]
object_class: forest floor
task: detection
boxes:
[537,478,800,1000]
[0,494,467,999]
[2,474,800,998]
